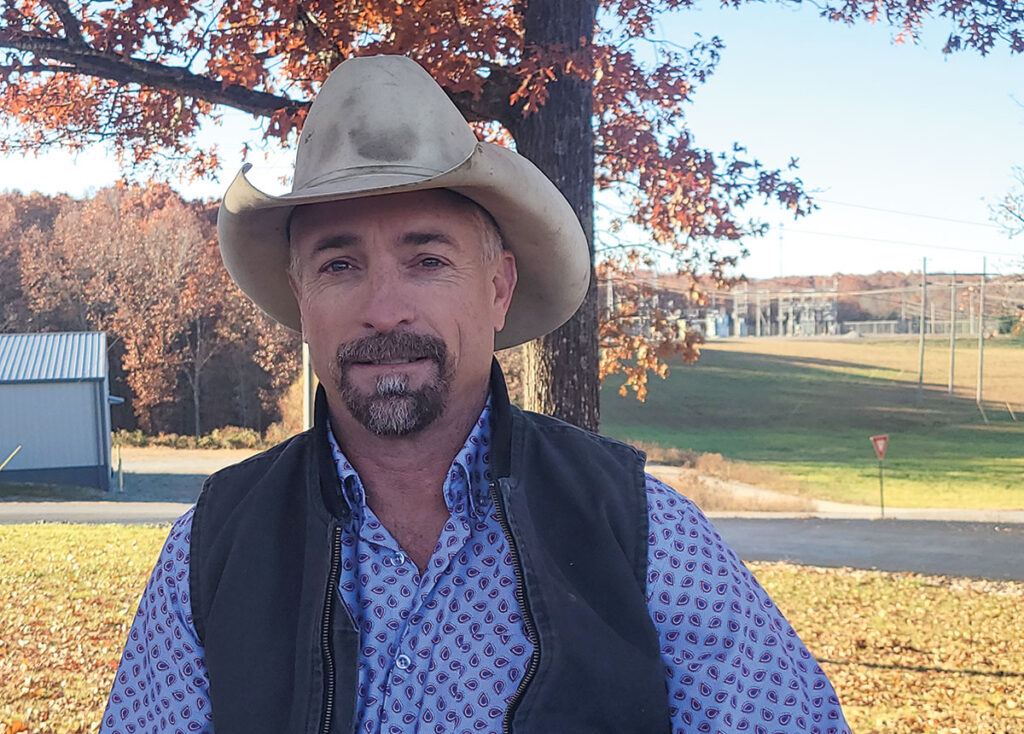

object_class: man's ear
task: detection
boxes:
[491,251,518,333]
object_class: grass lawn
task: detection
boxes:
[602,337,1024,509]
[0,524,1021,733]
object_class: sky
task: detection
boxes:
[2,2,1023,280]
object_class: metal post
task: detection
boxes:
[917,258,926,391]
[977,257,987,423]
[948,273,956,396]
[878,459,885,519]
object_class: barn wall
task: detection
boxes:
[0,381,105,483]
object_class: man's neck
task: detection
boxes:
[327,380,487,507]
[326,381,489,571]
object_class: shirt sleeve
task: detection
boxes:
[100,507,214,734]
[645,474,850,734]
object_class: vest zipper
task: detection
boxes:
[319,523,344,734]
[489,480,540,734]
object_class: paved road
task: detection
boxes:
[712,517,1024,581]
[2,503,1022,581]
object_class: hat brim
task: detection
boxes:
[218,142,591,350]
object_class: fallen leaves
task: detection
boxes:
[1,526,1022,732]
[750,562,1024,733]
[0,524,165,734]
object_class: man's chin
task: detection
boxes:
[341,388,447,438]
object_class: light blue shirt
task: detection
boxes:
[101,399,849,733]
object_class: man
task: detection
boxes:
[102,55,849,733]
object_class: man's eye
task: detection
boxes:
[324,260,351,272]
[419,257,444,268]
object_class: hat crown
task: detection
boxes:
[293,55,479,191]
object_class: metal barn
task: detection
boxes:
[0,332,114,490]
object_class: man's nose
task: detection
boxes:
[360,267,414,333]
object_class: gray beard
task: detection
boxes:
[334,333,452,437]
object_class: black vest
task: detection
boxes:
[189,363,670,733]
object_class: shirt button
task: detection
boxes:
[394,552,407,566]
[395,654,412,671]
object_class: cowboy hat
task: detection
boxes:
[218,54,590,349]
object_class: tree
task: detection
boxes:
[6,186,300,433]
[991,167,1024,334]
[3,0,1023,430]
[993,166,1024,239]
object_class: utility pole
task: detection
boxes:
[977,257,987,423]
[948,272,956,396]
[917,258,926,391]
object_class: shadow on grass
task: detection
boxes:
[819,658,1024,679]
[0,481,108,502]
[1,473,207,503]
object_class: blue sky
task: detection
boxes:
[2,2,1023,279]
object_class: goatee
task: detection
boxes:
[334,331,453,436]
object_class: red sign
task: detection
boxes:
[870,434,889,460]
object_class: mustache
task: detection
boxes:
[335,331,447,366]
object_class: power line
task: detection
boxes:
[786,228,1022,257]
[816,198,1002,229]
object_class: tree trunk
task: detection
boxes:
[512,0,600,432]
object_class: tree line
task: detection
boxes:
[0,186,300,436]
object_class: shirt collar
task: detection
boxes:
[326,395,494,521]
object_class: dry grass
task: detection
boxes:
[646,464,815,512]
[635,440,815,512]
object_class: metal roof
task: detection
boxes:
[0,332,108,383]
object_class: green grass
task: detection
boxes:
[601,339,1024,509]
[2,525,1021,733]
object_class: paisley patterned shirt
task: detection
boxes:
[101,400,849,733]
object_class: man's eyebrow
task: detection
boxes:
[310,233,361,253]
[401,231,457,247]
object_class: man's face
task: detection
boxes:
[288,189,517,437]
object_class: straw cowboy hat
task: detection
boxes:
[218,54,590,349]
